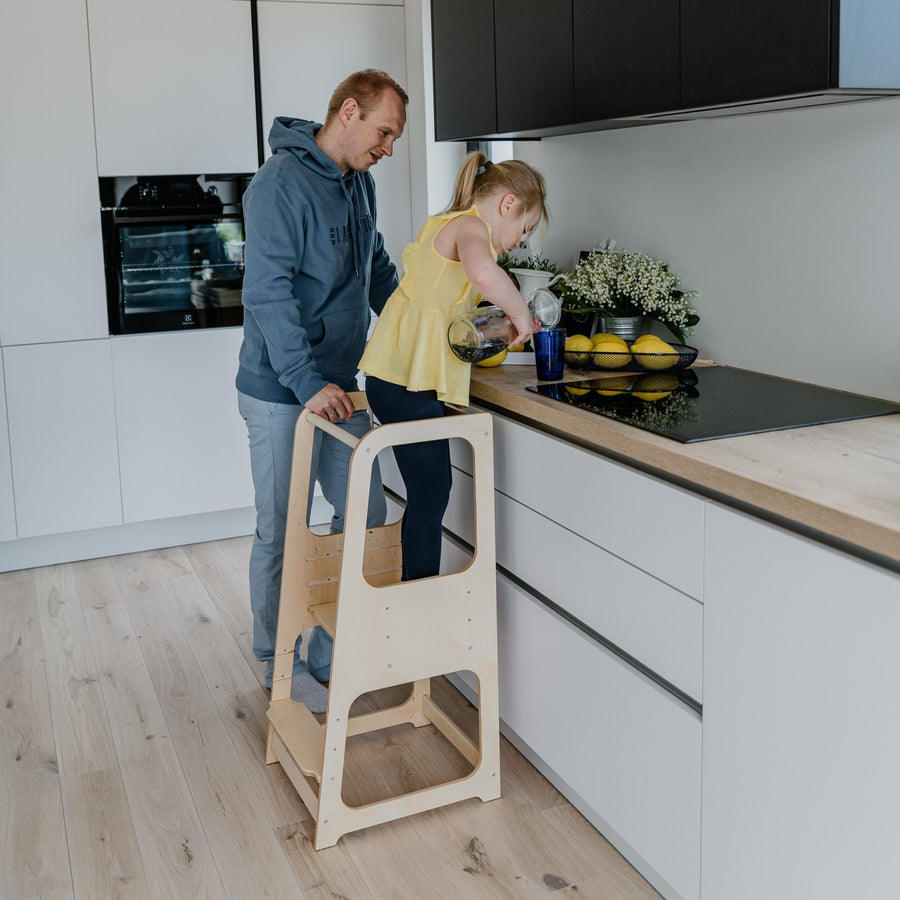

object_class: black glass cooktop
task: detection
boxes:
[525,367,900,443]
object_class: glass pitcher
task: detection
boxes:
[448,288,562,363]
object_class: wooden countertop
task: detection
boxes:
[468,363,900,569]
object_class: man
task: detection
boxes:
[237,70,409,712]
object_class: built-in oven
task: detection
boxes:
[100,173,253,334]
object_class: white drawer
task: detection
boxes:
[455,413,704,598]
[443,467,702,702]
[497,573,701,900]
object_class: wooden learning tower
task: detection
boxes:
[265,392,501,849]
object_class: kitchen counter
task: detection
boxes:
[468,363,900,569]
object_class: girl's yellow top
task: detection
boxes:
[359,205,494,407]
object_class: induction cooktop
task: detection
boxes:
[525,367,900,443]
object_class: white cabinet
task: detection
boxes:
[702,504,900,899]
[257,1,413,264]
[4,341,122,538]
[111,328,253,523]
[0,352,17,542]
[496,572,701,900]
[442,464,703,702]
[87,0,258,175]
[488,417,704,598]
[0,0,108,345]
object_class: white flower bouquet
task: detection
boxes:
[560,247,699,343]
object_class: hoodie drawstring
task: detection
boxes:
[344,175,366,286]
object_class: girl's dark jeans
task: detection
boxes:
[365,375,452,582]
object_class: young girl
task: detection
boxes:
[359,151,549,581]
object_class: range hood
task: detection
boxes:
[626,89,900,124]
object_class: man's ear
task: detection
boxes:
[339,98,359,125]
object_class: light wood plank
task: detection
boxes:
[76,557,221,898]
[276,818,383,899]
[544,804,660,897]
[120,739,225,899]
[0,576,72,900]
[74,557,171,764]
[74,557,224,898]
[408,798,548,899]
[166,712,301,897]
[149,547,311,827]
[557,874,661,898]
[308,600,337,636]
[34,563,118,776]
[344,816,468,900]
[213,534,252,576]
[268,698,326,780]
[60,767,151,900]
[409,793,614,899]
[181,539,264,686]
[111,551,217,722]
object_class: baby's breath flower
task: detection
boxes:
[560,248,700,343]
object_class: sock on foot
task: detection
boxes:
[290,670,328,713]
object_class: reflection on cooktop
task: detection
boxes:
[525,367,900,443]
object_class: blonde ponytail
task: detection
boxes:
[445,151,487,213]
[444,151,549,239]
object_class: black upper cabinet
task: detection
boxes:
[573,0,679,120]
[431,0,496,141]
[430,0,897,141]
[681,0,832,108]
[494,0,574,133]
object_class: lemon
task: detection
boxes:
[591,374,634,396]
[564,333,595,365]
[632,390,673,401]
[565,334,593,352]
[565,385,591,397]
[591,332,628,347]
[634,373,679,392]
[508,342,525,352]
[634,339,678,370]
[590,375,632,392]
[592,340,633,369]
[631,334,662,347]
[629,337,667,353]
[475,348,507,367]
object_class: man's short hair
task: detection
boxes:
[326,69,409,121]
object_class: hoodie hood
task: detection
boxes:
[268,117,339,180]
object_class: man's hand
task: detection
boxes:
[305,384,355,422]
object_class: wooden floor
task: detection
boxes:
[0,535,659,900]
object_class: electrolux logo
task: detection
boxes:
[183,313,194,325]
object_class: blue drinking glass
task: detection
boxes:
[534,327,566,380]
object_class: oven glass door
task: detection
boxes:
[111,215,245,334]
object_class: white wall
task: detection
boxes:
[404,0,465,221]
[515,97,900,401]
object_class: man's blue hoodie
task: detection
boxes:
[236,117,398,406]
